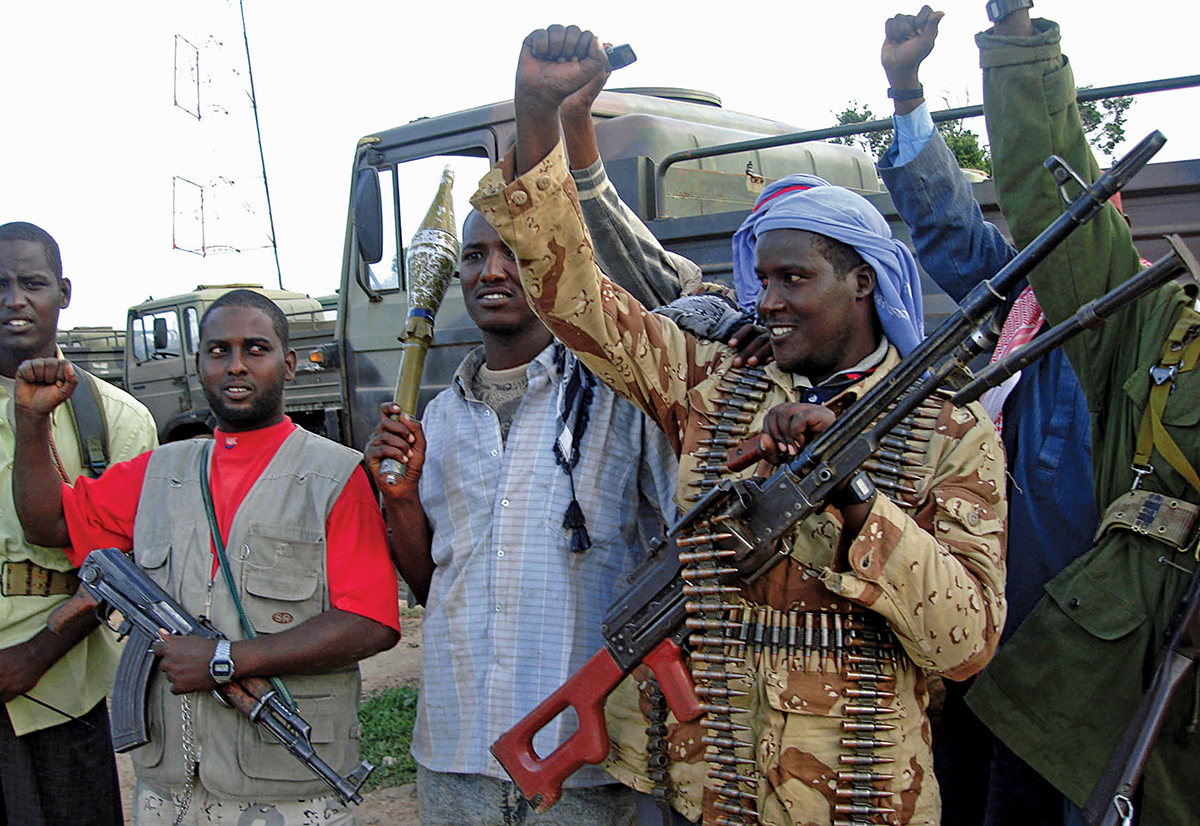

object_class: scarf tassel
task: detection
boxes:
[563,498,591,553]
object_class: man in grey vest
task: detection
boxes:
[12,289,400,825]
[0,220,158,826]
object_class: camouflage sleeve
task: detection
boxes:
[815,404,1008,680]
[471,143,730,454]
[572,157,704,306]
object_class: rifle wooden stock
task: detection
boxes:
[45,586,100,635]
[490,639,699,813]
[491,132,1168,812]
[1084,557,1200,826]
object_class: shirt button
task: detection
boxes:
[511,190,529,206]
[967,511,981,527]
[494,604,502,612]
[537,176,552,191]
[491,449,499,457]
[806,393,818,403]
[501,498,510,507]
[497,549,505,557]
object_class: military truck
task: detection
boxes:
[57,326,126,389]
[336,88,888,452]
[123,284,342,442]
[333,83,1200,453]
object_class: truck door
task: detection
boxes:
[341,133,495,452]
[126,307,193,439]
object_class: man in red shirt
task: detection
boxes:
[12,289,399,825]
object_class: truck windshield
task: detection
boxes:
[365,153,491,293]
[130,309,183,363]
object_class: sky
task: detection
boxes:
[4,0,1198,330]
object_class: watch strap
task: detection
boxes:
[829,470,877,510]
[209,639,234,684]
[985,0,1033,24]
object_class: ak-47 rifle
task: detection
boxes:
[954,234,1200,407]
[490,131,1169,812]
[47,547,373,806]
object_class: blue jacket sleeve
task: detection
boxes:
[879,130,1017,302]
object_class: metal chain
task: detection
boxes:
[172,694,198,826]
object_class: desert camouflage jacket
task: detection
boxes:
[472,144,1008,826]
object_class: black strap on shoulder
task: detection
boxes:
[67,365,110,478]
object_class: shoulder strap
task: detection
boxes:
[67,366,110,478]
[1132,311,1200,497]
[199,442,296,709]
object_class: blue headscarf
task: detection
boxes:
[731,176,925,357]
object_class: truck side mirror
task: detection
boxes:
[153,317,169,352]
[353,167,383,265]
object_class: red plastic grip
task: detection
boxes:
[491,639,703,812]
[644,638,704,723]
[491,648,625,812]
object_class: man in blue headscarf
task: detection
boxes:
[732,175,926,358]
[468,24,1008,826]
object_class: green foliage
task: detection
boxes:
[831,101,991,175]
[936,120,992,176]
[357,684,419,790]
[830,102,894,160]
[1078,88,1135,161]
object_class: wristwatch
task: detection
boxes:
[209,639,235,684]
[829,471,877,510]
[985,0,1033,23]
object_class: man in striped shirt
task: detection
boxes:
[366,209,681,825]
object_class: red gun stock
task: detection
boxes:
[490,638,701,812]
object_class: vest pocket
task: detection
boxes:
[239,524,324,632]
[235,671,360,783]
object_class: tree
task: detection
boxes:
[829,102,893,160]
[831,102,991,174]
[1078,88,1135,161]
[936,119,991,175]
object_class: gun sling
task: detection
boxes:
[1,367,112,598]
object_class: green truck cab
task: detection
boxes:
[334,86,1200,455]
[123,284,341,442]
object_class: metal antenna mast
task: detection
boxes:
[238,0,284,289]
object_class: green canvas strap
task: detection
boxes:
[67,366,110,478]
[199,442,296,709]
[1132,313,1200,498]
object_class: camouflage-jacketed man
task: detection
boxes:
[470,26,1008,826]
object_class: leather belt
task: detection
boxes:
[1,561,80,597]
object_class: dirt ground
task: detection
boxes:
[117,614,425,825]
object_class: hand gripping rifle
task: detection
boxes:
[490,131,1168,812]
[47,547,373,806]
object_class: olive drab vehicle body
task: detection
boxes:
[333,86,1200,453]
[122,285,341,442]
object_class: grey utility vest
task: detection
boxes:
[129,428,365,800]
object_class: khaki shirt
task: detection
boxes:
[0,365,157,735]
[472,144,1008,825]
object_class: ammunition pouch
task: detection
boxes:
[1,560,80,597]
[1095,490,1200,552]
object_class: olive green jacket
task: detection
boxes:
[966,20,1200,822]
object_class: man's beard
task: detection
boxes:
[202,382,284,429]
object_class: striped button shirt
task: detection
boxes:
[412,343,679,785]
